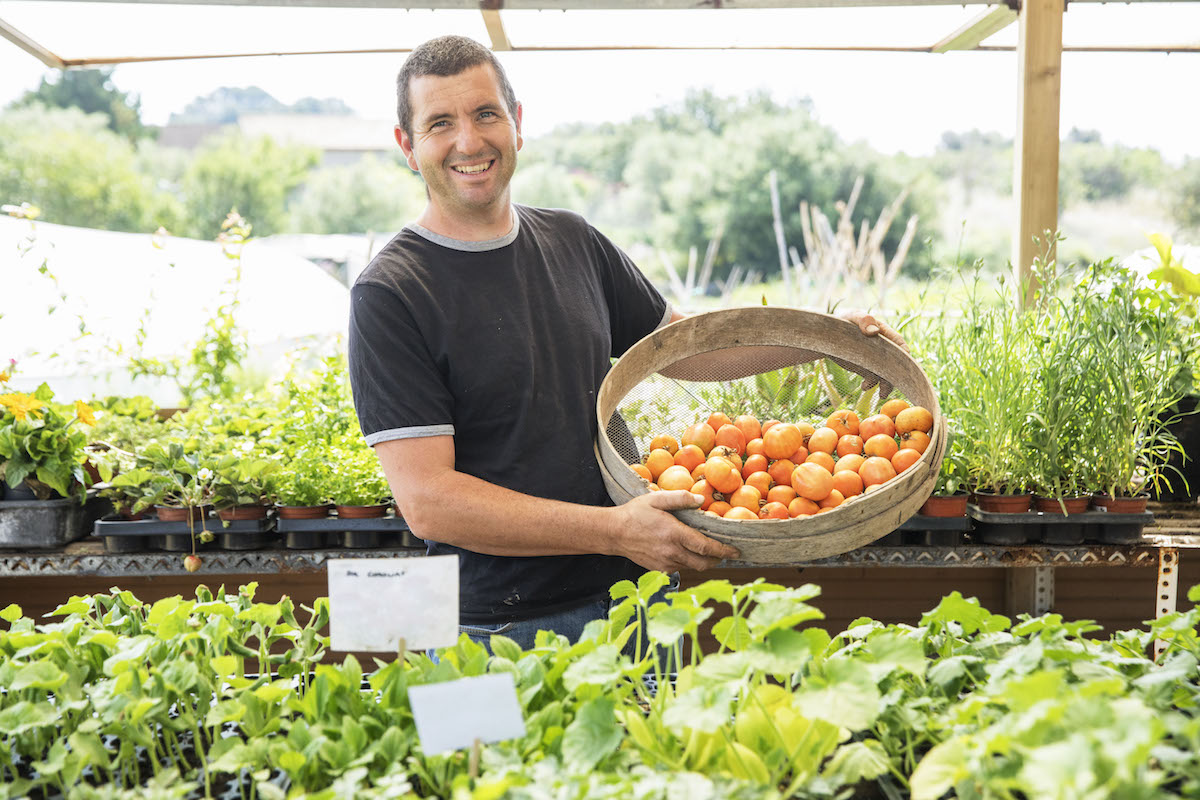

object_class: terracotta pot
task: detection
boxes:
[276,504,332,520]
[919,493,969,518]
[117,507,149,521]
[1033,496,1091,515]
[155,504,209,522]
[974,491,1032,513]
[1092,494,1149,514]
[335,503,389,519]
[217,504,269,521]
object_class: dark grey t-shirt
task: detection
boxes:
[348,204,670,623]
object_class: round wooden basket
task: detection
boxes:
[595,307,946,563]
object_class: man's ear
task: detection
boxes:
[515,102,523,152]
[395,125,419,172]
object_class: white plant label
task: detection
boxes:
[408,673,526,755]
[328,555,458,651]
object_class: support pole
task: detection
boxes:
[1155,547,1179,660]
[1012,0,1063,310]
[1006,566,1054,617]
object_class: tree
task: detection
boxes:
[10,67,146,141]
[0,105,178,231]
[180,132,318,239]
[1170,158,1200,233]
[289,156,426,235]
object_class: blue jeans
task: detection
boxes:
[453,572,682,653]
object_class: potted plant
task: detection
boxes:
[0,384,91,502]
[920,434,970,518]
[129,442,216,561]
[210,451,278,521]
[267,447,333,519]
[326,441,392,549]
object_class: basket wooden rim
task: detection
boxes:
[595,307,945,562]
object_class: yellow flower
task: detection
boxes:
[75,400,96,426]
[0,372,8,383]
[0,393,46,421]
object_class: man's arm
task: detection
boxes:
[375,433,740,573]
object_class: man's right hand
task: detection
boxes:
[612,490,741,573]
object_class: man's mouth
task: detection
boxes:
[452,161,494,175]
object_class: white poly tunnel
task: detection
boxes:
[0,215,351,404]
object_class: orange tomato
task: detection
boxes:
[761,419,781,435]
[742,453,769,479]
[788,445,810,463]
[691,479,715,510]
[796,422,817,446]
[791,462,834,501]
[807,427,838,455]
[658,465,695,492]
[859,413,896,441]
[788,496,820,517]
[763,423,804,460]
[892,448,922,473]
[734,414,762,443]
[805,451,836,473]
[760,501,790,520]
[728,485,763,512]
[631,463,652,481]
[825,410,861,438]
[709,500,733,517]
[649,434,679,455]
[880,399,911,420]
[704,456,743,495]
[895,406,933,435]
[724,506,758,520]
[715,424,748,456]
[832,469,863,497]
[900,430,931,454]
[645,449,675,481]
[674,444,707,473]
[766,484,797,506]
[834,454,865,474]
[706,412,733,432]
[767,458,796,487]
[859,456,897,488]
[690,463,706,481]
[836,434,864,457]
[818,489,845,509]
[864,434,899,460]
[745,470,773,498]
[682,422,717,455]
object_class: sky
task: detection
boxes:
[1,4,1199,161]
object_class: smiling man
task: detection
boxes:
[348,35,899,651]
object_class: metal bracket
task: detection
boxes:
[1006,565,1054,617]
[1155,547,1180,660]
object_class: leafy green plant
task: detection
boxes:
[208,449,278,510]
[0,382,91,499]
[265,447,331,507]
[325,439,391,507]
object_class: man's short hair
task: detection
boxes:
[396,35,519,139]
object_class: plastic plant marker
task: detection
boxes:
[408,673,526,755]
[327,555,458,651]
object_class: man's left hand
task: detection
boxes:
[841,309,908,353]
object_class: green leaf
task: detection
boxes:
[0,700,59,734]
[489,635,523,664]
[637,570,671,602]
[793,656,880,731]
[0,604,22,622]
[11,661,68,691]
[238,602,282,627]
[662,684,735,734]
[1002,668,1065,712]
[823,740,891,784]
[712,616,753,651]
[863,632,927,682]
[211,655,238,677]
[920,591,1010,635]
[561,696,622,772]
[911,736,970,800]
[676,579,734,607]
[646,607,691,645]
[724,741,771,784]
[562,645,623,692]
[609,580,636,601]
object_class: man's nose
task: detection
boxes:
[454,120,485,154]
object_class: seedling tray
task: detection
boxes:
[896,512,972,546]
[93,516,276,553]
[967,504,1154,545]
[274,515,415,550]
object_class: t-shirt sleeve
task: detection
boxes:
[588,224,671,357]
[347,282,455,446]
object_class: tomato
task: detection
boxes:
[682,422,717,455]
[706,412,733,432]
[745,470,773,499]
[788,445,810,463]
[880,399,911,420]
[658,465,695,491]
[805,451,836,474]
[631,463,652,481]
[674,444,707,473]
[745,437,766,457]
[724,506,758,520]
[704,456,743,495]
[791,462,834,501]
[832,469,863,497]
[895,406,933,435]
[836,434,864,457]
[691,479,715,510]
[766,484,797,506]
[859,456,897,488]
[864,434,899,460]
[796,421,817,446]
[709,500,733,517]
[728,485,762,512]
[742,453,769,479]
[788,496,820,517]
[818,489,845,509]
[859,413,896,441]
[763,423,803,460]
[649,434,679,456]
[807,427,838,455]
[825,410,860,438]
[760,501,790,520]
[892,448,921,473]
[767,458,796,487]
[644,448,675,481]
[761,419,781,435]
[715,424,748,456]
[691,463,706,481]
[734,414,762,443]
[899,430,931,454]
[834,453,865,474]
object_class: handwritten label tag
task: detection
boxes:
[328,555,458,651]
[408,673,526,755]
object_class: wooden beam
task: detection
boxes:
[481,9,512,51]
[0,17,65,69]
[932,4,1017,53]
[1012,0,1063,309]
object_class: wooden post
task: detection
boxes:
[1012,0,1064,310]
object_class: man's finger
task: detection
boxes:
[645,489,705,512]
[682,529,740,561]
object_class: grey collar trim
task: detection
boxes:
[406,208,520,252]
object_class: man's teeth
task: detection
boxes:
[454,163,490,174]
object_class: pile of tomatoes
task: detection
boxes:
[629,400,934,521]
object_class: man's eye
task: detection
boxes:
[430,120,449,128]
[480,111,497,119]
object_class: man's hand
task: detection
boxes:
[612,490,741,573]
[840,309,908,352]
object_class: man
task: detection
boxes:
[348,35,902,649]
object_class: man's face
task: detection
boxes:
[397,64,523,222]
